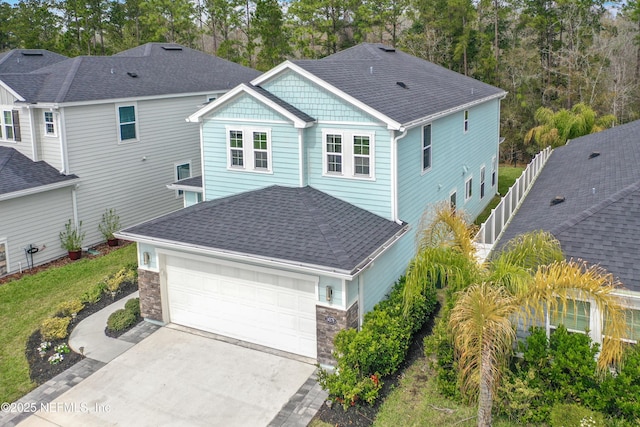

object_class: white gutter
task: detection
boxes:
[166,183,202,192]
[0,178,80,201]
[400,92,507,131]
[115,224,408,281]
[391,129,409,222]
[24,91,225,109]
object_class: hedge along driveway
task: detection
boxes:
[0,244,136,403]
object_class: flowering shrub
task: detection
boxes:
[48,353,64,365]
[54,343,70,354]
[38,341,52,356]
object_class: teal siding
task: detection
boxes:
[202,94,301,200]
[397,99,500,227]
[318,276,344,307]
[262,71,381,123]
[305,124,393,219]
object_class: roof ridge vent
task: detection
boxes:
[550,196,565,206]
[161,46,183,51]
[22,52,43,56]
[127,72,138,78]
[589,151,600,159]
[378,46,395,52]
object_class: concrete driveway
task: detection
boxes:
[18,326,316,427]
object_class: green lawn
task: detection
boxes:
[475,165,525,225]
[0,244,136,403]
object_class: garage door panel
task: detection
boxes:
[166,257,317,358]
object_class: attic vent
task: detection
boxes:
[378,46,396,52]
[589,151,600,159]
[161,46,183,51]
[21,52,43,56]
[127,72,138,78]
[396,82,408,89]
[550,196,565,206]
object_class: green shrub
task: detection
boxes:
[124,298,140,317]
[106,309,136,332]
[549,403,605,427]
[105,266,137,293]
[57,299,85,316]
[317,276,437,408]
[40,317,71,340]
[80,282,106,304]
[600,345,640,421]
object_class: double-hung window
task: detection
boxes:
[463,110,469,133]
[44,111,56,136]
[422,124,432,172]
[326,134,342,173]
[480,166,486,199]
[226,127,271,173]
[353,135,370,176]
[323,130,374,179]
[550,300,590,334]
[1,109,20,141]
[491,156,497,187]
[253,131,269,170]
[117,104,138,142]
[174,161,191,196]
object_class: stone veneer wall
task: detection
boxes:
[316,302,359,366]
[138,269,163,322]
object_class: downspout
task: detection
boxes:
[298,128,304,187]
[71,185,79,230]
[28,106,37,161]
[199,122,206,200]
[358,274,364,327]
[391,128,409,223]
[59,108,70,174]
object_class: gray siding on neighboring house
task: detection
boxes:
[0,86,33,159]
[63,95,204,246]
[34,108,63,169]
[0,187,75,274]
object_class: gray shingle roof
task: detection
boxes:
[252,85,315,123]
[1,43,260,103]
[292,43,506,125]
[0,49,68,74]
[171,175,202,189]
[496,120,640,291]
[0,147,79,195]
[120,185,407,274]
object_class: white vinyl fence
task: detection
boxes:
[476,146,552,248]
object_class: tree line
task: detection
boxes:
[1,0,639,156]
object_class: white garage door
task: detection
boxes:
[166,256,318,358]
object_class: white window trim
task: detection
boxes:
[449,189,457,212]
[421,124,432,174]
[465,176,473,202]
[44,111,57,137]
[322,129,375,180]
[0,108,15,142]
[480,165,486,199]
[491,156,497,187]
[225,125,273,174]
[174,160,192,198]
[463,110,469,133]
[115,103,139,143]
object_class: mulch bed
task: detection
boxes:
[25,280,139,386]
[311,304,439,427]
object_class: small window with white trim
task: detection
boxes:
[463,110,469,133]
[44,111,56,136]
[116,104,138,142]
[491,156,497,187]
[226,127,272,173]
[465,176,473,201]
[174,161,191,196]
[353,135,370,176]
[1,109,19,141]
[480,166,486,199]
[422,124,432,172]
[450,190,457,212]
[326,134,343,174]
[549,300,590,334]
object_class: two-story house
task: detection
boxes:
[0,44,259,276]
[117,44,507,364]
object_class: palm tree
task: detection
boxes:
[405,204,628,427]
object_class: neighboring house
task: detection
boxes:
[117,43,506,364]
[0,44,260,275]
[495,120,640,344]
